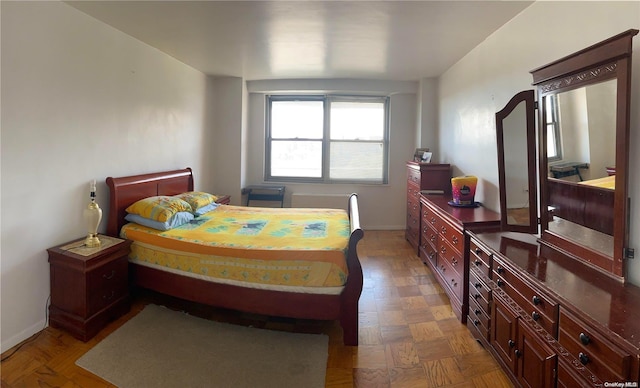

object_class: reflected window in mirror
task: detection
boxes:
[544,95,562,162]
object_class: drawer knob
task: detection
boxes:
[474,293,480,300]
[474,259,481,266]
[474,319,480,326]
[515,349,522,358]
[496,266,505,274]
[578,352,590,365]
[497,279,505,287]
[579,332,591,345]
[508,339,515,348]
[451,258,458,266]
[532,311,540,321]
[475,309,481,315]
[103,270,116,280]
[475,248,482,255]
[532,295,541,305]
[452,236,459,245]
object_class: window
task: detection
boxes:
[266,95,389,183]
[545,94,562,161]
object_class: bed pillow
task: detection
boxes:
[125,196,193,223]
[125,212,194,231]
[174,191,219,216]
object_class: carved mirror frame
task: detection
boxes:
[531,29,638,280]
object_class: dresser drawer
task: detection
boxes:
[87,256,128,316]
[470,239,492,278]
[419,238,437,267]
[469,270,491,303]
[407,168,421,186]
[436,216,464,256]
[407,181,421,200]
[422,204,438,229]
[493,258,558,327]
[469,295,491,332]
[436,252,463,302]
[438,237,463,276]
[559,308,633,382]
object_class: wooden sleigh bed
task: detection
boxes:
[105,168,364,345]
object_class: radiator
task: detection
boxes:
[290,193,350,210]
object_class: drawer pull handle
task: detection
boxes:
[451,258,458,266]
[496,266,505,274]
[474,319,480,326]
[474,259,481,266]
[474,282,482,289]
[508,340,515,348]
[474,293,481,300]
[532,295,541,305]
[475,309,481,315]
[103,270,116,280]
[103,291,115,300]
[497,279,505,287]
[452,236,459,245]
[475,248,482,255]
[532,311,540,321]
[579,333,591,345]
[441,226,447,234]
[578,352,589,365]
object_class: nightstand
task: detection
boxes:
[215,195,231,205]
[47,235,132,341]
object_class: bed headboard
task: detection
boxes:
[105,168,194,237]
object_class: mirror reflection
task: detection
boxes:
[503,101,531,227]
[545,79,616,256]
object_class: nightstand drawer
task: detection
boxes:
[87,256,129,316]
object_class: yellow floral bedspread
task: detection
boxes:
[120,205,350,288]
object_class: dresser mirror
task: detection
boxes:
[495,90,537,233]
[496,29,637,280]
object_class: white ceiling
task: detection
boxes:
[67,1,534,81]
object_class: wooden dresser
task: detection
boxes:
[468,231,640,387]
[405,162,451,252]
[419,195,500,322]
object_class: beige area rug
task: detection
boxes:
[76,304,328,388]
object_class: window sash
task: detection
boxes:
[266,95,389,183]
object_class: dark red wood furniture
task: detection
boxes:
[48,235,132,341]
[105,168,364,345]
[405,162,451,252]
[419,194,500,322]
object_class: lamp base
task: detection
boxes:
[85,234,101,248]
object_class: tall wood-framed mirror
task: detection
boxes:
[495,90,538,233]
[531,29,638,280]
[495,30,637,280]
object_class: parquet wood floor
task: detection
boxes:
[1,230,513,387]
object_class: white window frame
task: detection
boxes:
[265,94,390,184]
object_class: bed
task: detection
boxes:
[547,176,614,235]
[105,168,364,345]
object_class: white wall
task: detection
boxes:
[245,79,419,229]
[0,2,212,351]
[438,2,640,283]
